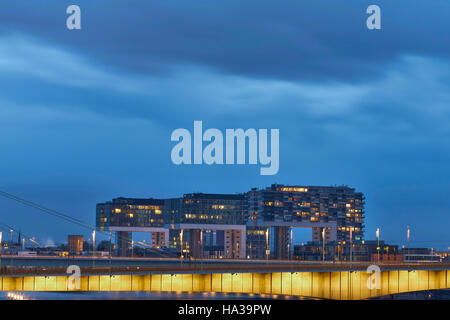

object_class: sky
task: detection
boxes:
[0,0,449,248]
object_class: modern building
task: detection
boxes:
[247,184,365,259]
[95,184,366,260]
[246,227,268,260]
[96,197,166,256]
[164,193,246,259]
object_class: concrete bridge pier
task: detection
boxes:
[272,227,290,260]
[115,231,132,257]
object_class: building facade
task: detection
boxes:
[165,193,246,259]
[96,197,166,256]
[246,184,365,259]
[95,184,366,260]
[68,235,83,254]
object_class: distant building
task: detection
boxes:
[68,235,83,254]
[435,251,450,262]
[401,248,441,262]
[95,184,366,260]
[293,240,400,262]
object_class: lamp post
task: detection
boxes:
[265,228,270,263]
[92,230,96,268]
[376,228,380,263]
[288,228,293,261]
[322,228,326,262]
[180,229,184,265]
[200,229,203,260]
[407,225,410,255]
[109,231,112,275]
[349,227,353,262]
[131,240,134,257]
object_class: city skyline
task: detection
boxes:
[1,0,450,251]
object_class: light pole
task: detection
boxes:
[10,229,13,242]
[322,228,326,262]
[200,229,204,270]
[349,227,353,262]
[265,228,270,263]
[180,229,184,264]
[288,228,293,261]
[376,228,380,264]
[109,231,112,275]
[200,229,203,260]
[407,225,410,257]
[92,230,96,268]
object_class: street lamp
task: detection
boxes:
[109,231,112,274]
[376,228,380,263]
[265,228,270,263]
[92,230,96,268]
[349,227,354,262]
[288,228,293,261]
[180,229,184,262]
[200,229,203,260]
[407,225,410,255]
[322,228,326,262]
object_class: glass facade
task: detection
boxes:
[96,197,165,230]
[96,185,365,259]
[247,184,365,244]
[165,193,246,226]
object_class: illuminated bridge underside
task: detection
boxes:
[2,270,450,299]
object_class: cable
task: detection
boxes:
[0,220,41,247]
[0,190,157,251]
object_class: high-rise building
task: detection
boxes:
[246,184,365,259]
[95,184,365,260]
[96,197,166,256]
[164,193,246,259]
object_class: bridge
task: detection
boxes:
[1,257,450,299]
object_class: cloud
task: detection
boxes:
[0,0,449,82]
[0,33,153,93]
[1,33,450,144]
[0,4,450,245]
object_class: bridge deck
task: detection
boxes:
[1,257,450,299]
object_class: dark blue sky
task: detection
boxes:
[0,0,449,248]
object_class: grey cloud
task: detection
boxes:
[0,0,449,82]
